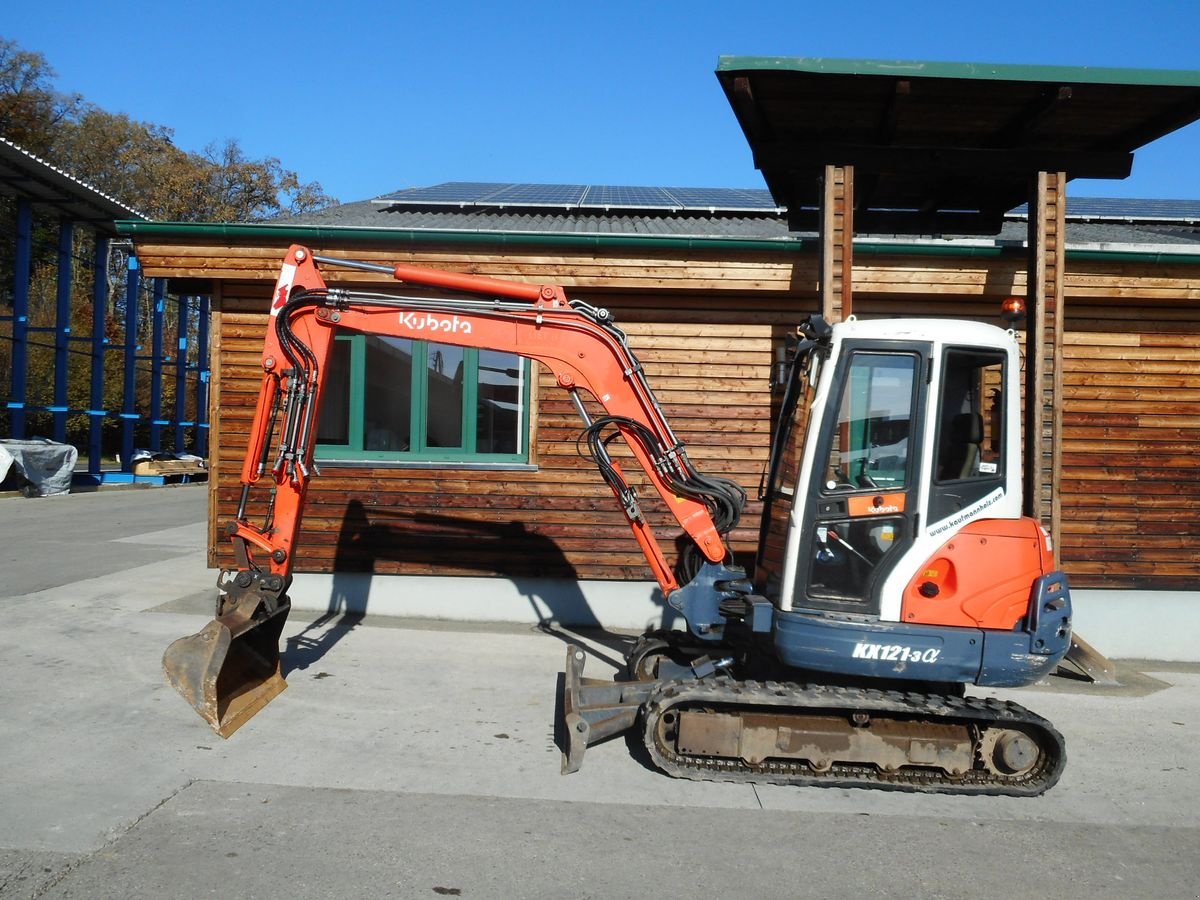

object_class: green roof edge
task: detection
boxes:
[715,55,1200,87]
[115,220,814,254]
[115,220,1200,266]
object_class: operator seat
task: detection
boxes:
[941,412,982,480]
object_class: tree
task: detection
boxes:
[0,39,83,156]
[191,139,334,222]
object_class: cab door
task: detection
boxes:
[793,343,928,616]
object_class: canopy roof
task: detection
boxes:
[717,57,1200,233]
[0,138,144,233]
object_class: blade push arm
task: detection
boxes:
[229,245,745,598]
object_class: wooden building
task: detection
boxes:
[122,58,1200,659]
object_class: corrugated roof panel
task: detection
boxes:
[0,137,146,228]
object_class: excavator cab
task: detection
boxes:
[759,318,1070,686]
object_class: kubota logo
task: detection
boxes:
[399,311,473,335]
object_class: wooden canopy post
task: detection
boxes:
[819,164,854,322]
[1023,170,1067,560]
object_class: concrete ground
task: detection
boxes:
[1,486,1197,899]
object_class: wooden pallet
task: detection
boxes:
[131,459,206,477]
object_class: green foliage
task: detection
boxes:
[0,38,83,155]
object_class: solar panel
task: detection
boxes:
[377,183,1197,221]
[580,185,679,209]
[1062,197,1200,220]
[1005,197,1200,221]
[486,183,587,206]
[664,187,780,211]
[376,182,784,213]
[375,182,513,205]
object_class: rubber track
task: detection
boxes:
[642,677,1066,796]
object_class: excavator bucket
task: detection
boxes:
[162,602,291,738]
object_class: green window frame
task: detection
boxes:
[315,334,531,464]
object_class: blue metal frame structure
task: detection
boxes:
[0,140,211,486]
[8,199,33,438]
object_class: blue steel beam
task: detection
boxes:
[175,295,189,451]
[195,295,210,457]
[120,258,141,470]
[88,237,110,474]
[53,220,76,443]
[150,278,165,451]
[9,199,33,439]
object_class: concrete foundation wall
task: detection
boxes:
[288,574,1200,662]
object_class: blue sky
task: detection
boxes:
[7,0,1200,204]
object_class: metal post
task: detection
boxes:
[175,295,190,451]
[195,295,210,457]
[9,199,33,439]
[150,278,165,451]
[88,237,110,475]
[53,220,76,443]
[119,257,141,471]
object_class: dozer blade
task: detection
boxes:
[162,603,290,738]
[559,645,651,774]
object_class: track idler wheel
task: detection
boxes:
[978,727,1042,777]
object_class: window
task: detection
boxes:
[316,334,530,463]
[928,349,1006,523]
[935,350,1005,482]
[823,353,916,492]
[808,351,917,607]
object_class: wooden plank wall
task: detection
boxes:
[147,240,1199,593]
[855,251,1200,590]
[134,242,818,294]
[1059,312,1200,589]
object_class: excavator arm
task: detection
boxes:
[163,245,748,736]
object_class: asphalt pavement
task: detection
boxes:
[1,486,1197,899]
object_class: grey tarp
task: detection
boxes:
[0,439,77,496]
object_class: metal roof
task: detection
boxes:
[716,56,1200,234]
[0,138,145,232]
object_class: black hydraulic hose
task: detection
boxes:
[578,416,746,539]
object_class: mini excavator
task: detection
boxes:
[163,245,1073,795]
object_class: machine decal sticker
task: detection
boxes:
[848,493,906,517]
[927,487,1004,538]
[269,263,297,316]
[852,643,942,664]
[398,311,474,335]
